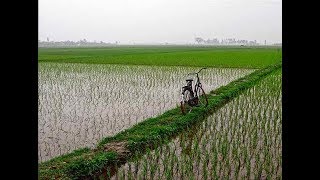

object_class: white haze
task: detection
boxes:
[39,0,282,44]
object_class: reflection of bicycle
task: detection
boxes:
[180,67,208,114]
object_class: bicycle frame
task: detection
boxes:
[187,67,206,97]
[181,67,206,104]
[194,75,202,97]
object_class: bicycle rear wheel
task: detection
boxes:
[180,89,193,115]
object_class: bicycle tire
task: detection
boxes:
[180,88,193,115]
[196,86,208,107]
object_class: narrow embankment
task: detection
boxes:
[39,63,281,179]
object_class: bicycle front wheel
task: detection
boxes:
[196,86,208,107]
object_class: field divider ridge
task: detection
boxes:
[39,63,282,179]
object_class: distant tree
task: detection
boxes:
[195,37,204,44]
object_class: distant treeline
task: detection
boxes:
[38,38,282,47]
[195,37,261,45]
[38,39,119,47]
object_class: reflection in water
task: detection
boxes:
[110,70,282,179]
[38,63,254,162]
[179,122,203,157]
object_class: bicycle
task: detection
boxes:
[180,67,208,114]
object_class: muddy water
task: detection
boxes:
[38,63,254,162]
[110,70,282,180]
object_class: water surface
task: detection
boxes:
[38,63,254,162]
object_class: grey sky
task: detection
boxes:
[39,0,282,44]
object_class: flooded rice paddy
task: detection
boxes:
[110,69,282,180]
[38,63,254,162]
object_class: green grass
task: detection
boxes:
[39,46,281,68]
[38,63,281,179]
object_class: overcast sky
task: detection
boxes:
[39,0,282,44]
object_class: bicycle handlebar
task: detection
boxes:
[187,67,207,76]
[197,67,207,74]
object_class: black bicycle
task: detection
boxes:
[180,67,208,114]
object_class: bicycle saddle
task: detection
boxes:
[186,79,193,81]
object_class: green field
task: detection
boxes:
[38,46,282,179]
[38,46,281,68]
